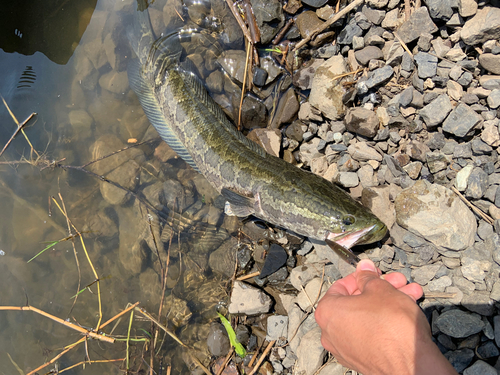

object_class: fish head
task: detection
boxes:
[320,193,388,249]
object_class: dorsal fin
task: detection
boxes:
[128,58,200,172]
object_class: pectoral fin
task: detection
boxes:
[221,188,255,217]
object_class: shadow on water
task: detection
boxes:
[0,0,237,373]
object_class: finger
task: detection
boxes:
[381,272,408,289]
[398,283,424,302]
[325,273,359,297]
[355,259,390,293]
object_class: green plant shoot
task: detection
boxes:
[217,312,247,358]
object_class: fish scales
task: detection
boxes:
[128,7,387,247]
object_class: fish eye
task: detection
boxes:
[342,215,356,226]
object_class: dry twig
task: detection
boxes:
[294,0,365,51]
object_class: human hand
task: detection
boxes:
[315,259,458,375]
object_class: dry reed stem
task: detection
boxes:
[237,271,261,280]
[58,358,124,373]
[27,302,140,375]
[225,0,253,45]
[52,194,104,329]
[136,307,188,348]
[451,186,494,224]
[0,305,114,343]
[248,340,276,375]
[238,40,253,130]
[216,347,234,375]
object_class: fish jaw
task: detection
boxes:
[326,220,387,249]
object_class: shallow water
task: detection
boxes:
[0,0,240,373]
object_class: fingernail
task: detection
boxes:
[358,259,377,272]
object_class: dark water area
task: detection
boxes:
[0,0,239,373]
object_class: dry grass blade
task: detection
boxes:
[136,307,188,348]
[238,40,253,130]
[0,112,37,158]
[248,340,276,375]
[0,95,40,159]
[451,186,494,224]
[0,305,114,343]
[58,358,125,373]
[237,271,260,280]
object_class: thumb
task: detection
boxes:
[355,259,384,293]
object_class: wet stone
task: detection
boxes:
[207,323,231,357]
[250,0,284,44]
[295,11,324,39]
[477,341,499,359]
[252,67,268,87]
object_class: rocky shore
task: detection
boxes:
[68,0,500,373]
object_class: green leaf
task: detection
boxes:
[217,312,247,358]
[27,241,59,263]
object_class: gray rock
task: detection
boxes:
[294,326,326,375]
[461,7,500,45]
[427,275,452,292]
[461,291,495,316]
[397,7,438,44]
[357,65,394,95]
[354,46,384,66]
[444,349,475,373]
[414,52,438,79]
[309,55,348,120]
[395,180,476,251]
[479,53,500,75]
[487,89,500,109]
[442,103,483,138]
[423,0,453,21]
[435,309,485,338]
[477,341,499,358]
[471,138,493,154]
[361,5,385,25]
[337,172,359,188]
[348,142,382,161]
[411,264,441,285]
[426,151,448,173]
[495,315,500,347]
[266,315,288,341]
[344,107,379,138]
[228,281,272,315]
[338,24,363,45]
[465,167,488,199]
[463,360,498,375]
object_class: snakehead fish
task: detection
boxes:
[126,6,387,255]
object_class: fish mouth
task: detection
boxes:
[325,222,388,266]
[327,221,387,249]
